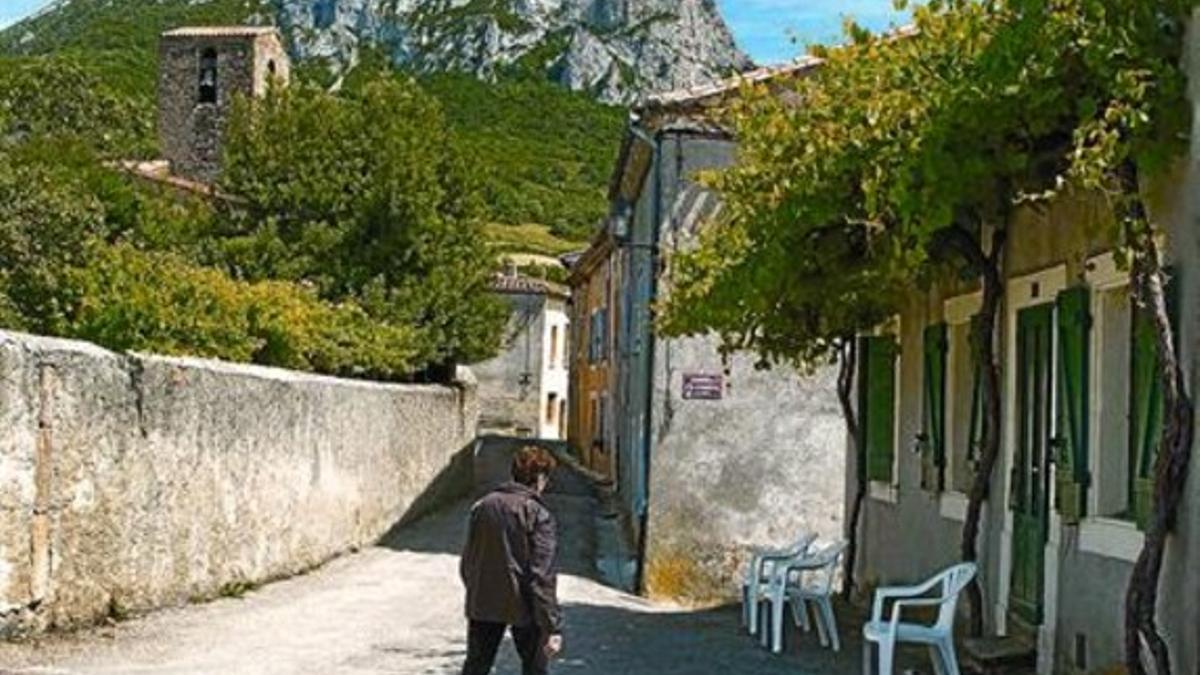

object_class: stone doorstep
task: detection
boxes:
[962,635,1038,675]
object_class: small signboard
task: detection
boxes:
[682,373,724,400]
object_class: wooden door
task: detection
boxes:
[1010,303,1054,628]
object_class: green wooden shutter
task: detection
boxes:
[865,336,898,483]
[856,336,871,487]
[922,324,948,491]
[1130,271,1179,529]
[1055,287,1090,525]
[966,316,987,479]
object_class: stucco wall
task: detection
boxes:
[639,133,846,603]
[472,293,546,436]
[644,342,846,603]
[0,330,477,636]
[538,298,570,440]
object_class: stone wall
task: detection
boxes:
[0,330,477,636]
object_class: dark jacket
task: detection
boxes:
[460,482,562,634]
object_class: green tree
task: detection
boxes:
[662,2,1197,669]
[220,78,507,370]
[0,54,153,155]
[0,141,108,334]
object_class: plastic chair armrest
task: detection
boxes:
[871,577,943,620]
[889,597,952,629]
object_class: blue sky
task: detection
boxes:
[0,0,47,30]
[0,0,910,64]
[719,0,911,64]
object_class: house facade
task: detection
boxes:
[471,273,570,440]
[566,232,619,479]
[849,32,1200,672]
[569,65,848,601]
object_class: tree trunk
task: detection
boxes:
[936,221,1007,637]
[837,338,864,601]
[1119,162,1194,675]
[956,226,1006,638]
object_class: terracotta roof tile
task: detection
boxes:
[489,274,569,298]
[162,26,279,38]
[638,56,824,112]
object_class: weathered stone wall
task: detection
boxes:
[0,330,477,636]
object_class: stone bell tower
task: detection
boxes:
[157,26,290,184]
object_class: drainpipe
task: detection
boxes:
[628,118,661,595]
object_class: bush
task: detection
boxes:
[64,244,419,379]
[0,54,153,156]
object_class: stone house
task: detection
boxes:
[847,23,1200,674]
[471,272,571,440]
[565,230,619,480]
[569,63,847,601]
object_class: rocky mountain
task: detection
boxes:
[2,0,751,103]
[281,0,753,102]
[0,0,748,241]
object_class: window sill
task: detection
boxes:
[1078,517,1144,563]
[869,481,898,504]
[940,492,970,521]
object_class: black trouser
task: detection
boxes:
[462,620,549,675]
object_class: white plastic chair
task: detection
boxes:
[784,540,848,652]
[760,540,847,653]
[862,562,977,675]
[740,531,816,636]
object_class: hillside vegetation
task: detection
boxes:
[0,55,506,380]
[0,0,624,245]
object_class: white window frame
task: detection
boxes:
[1079,251,1145,562]
[939,291,983,521]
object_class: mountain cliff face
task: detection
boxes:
[3,0,751,103]
[277,0,753,102]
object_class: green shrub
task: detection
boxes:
[0,54,153,156]
[64,243,419,379]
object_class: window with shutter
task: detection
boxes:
[599,307,608,362]
[1055,287,1090,525]
[922,324,948,491]
[946,310,984,495]
[1129,308,1162,529]
[860,335,898,484]
[588,311,603,364]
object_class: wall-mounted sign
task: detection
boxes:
[682,373,724,400]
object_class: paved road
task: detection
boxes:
[0,465,923,675]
